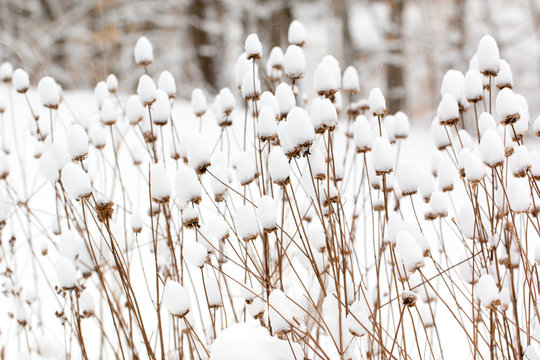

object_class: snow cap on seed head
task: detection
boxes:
[480,129,505,167]
[65,124,89,161]
[12,68,29,93]
[38,76,60,109]
[235,53,251,89]
[191,88,207,117]
[477,35,500,76]
[314,62,338,97]
[368,88,386,117]
[275,83,296,119]
[496,59,513,90]
[342,66,360,94]
[158,71,177,98]
[150,164,171,203]
[0,62,13,82]
[288,20,306,46]
[241,70,261,100]
[440,70,465,103]
[372,136,394,175]
[134,36,153,66]
[464,69,483,103]
[437,94,459,126]
[163,280,190,317]
[61,163,92,200]
[353,115,373,153]
[152,90,170,125]
[284,45,305,80]
[268,147,290,186]
[218,87,235,116]
[126,95,145,125]
[245,34,262,60]
[137,74,157,106]
[496,88,520,125]
[106,74,118,93]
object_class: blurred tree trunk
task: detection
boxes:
[188,0,218,90]
[269,0,292,48]
[385,0,405,114]
[334,0,356,65]
[450,0,466,68]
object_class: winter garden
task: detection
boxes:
[0,14,540,360]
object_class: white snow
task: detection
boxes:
[152,89,170,125]
[496,59,513,89]
[245,33,262,59]
[510,145,531,177]
[288,20,306,46]
[158,71,176,98]
[12,68,29,93]
[437,94,459,125]
[368,88,386,116]
[313,62,338,94]
[106,74,118,93]
[477,274,500,308]
[284,45,305,80]
[184,240,208,268]
[236,205,258,241]
[0,62,13,81]
[258,105,277,140]
[191,88,207,116]
[150,164,171,203]
[275,83,295,118]
[353,115,373,152]
[94,81,108,109]
[187,134,211,173]
[235,151,256,185]
[464,152,485,183]
[101,98,118,125]
[477,35,500,75]
[125,95,145,125]
[218,87,235,115]
[241,70,261,100]
[397,164,418,195]
[507,177,530,212]
[396,230,424,272]
[371,136,394,174]
[268,46,284,70]
[37,76,60,109]
[284,107,314,151]
[257,196,277,232]
[137,74,157,105]
[480,129,504,167]
[162,280,190,317]
[496,88,520,122]
[269,289,293,334]
[133,36,153,66]
[342,66,360,93]
[440,69,465,102]
[175,163,201,205]
[393,111,410,139]
[464,69,483,102]
[478,112,496,135]
[268,147,290,184]
[210,321,302,360]
[65,124,89,160]
[61,163,92,200]
[55,257,77,289]
[79,290,95,316]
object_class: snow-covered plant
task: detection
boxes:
[1,22,539,360]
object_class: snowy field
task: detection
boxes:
[0,21,539,360]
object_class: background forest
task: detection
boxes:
[2,0,540,121]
